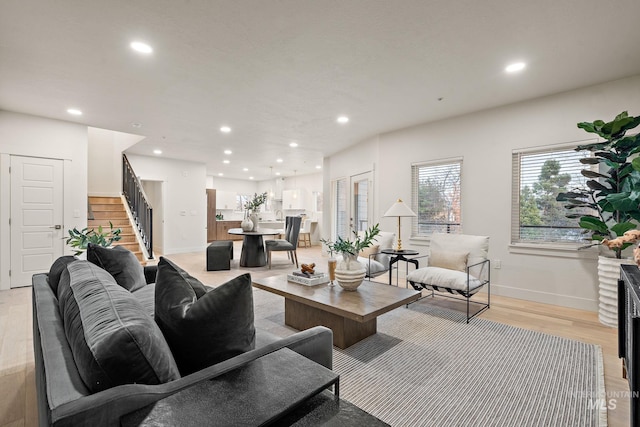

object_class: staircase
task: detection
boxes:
[88,196,145,262]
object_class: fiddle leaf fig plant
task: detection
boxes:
[556,111,640,259]
[66,222,122,255]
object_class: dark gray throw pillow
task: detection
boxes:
[48,255,77,295]
[87,243,146,292]
[154,257,256,375]
[58,260,180,393]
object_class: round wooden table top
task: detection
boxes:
[228,227,283,236]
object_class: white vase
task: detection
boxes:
[249,213,259,232]
[334,253,366,291]
[241,217,253,232]
[597,255,635,327]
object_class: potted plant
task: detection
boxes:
[557,111,640,326]
[243,192,268,231]
[66,222,122,256]
[321,223,380,291]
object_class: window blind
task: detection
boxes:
[511,148,593,243]
[411,159,462,237]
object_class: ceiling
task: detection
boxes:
[2,0,640,181]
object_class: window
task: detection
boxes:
[511,147,593,243]
[334,178,348,239]
[411,159,462,237]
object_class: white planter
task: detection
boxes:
[597,255,635,327]
[335,253,366,291]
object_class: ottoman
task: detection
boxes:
[206,241,234,271]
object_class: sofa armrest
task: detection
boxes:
[143,265,157,284]
[47,327,333,426]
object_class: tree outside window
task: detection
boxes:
[411,161,462,236]
[513,149,593,243]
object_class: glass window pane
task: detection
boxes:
[411,161,462,236]
[514,148,593,243]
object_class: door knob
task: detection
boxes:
[50,225,62,229]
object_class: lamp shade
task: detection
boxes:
[383,199,417,217]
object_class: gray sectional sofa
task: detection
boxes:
[32,251,333,426]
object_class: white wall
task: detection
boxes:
[88,127,144,196]
[127,154,207,255]
[0,111,88,290]
[327,75,640,311]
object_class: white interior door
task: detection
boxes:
[10,156,64,288]
[350,171,373,233]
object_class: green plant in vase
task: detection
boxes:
[556,111,640,326]
[321,224,380,291]
[66,221,122,255]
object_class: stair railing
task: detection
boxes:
[122,154,153,259]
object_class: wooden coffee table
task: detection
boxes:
[253,275,421,349]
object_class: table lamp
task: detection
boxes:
[383,199,417,251]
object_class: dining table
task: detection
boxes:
[227,228,283,267]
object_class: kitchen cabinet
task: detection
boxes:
[216,221,243,241]
[282,189,306,209]
[207,189,217,242]
[216,191,237,210]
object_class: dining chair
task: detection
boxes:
[266,216,302,269]
[298,218,312,248]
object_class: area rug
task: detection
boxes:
[253,290,606,427]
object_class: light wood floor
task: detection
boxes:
[0,243,630,426]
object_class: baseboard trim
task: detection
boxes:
[491,283,597,312]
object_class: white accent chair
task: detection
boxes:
[354,231,396,279]
[407,233,490,323]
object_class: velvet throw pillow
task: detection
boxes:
[48,255,77,295]
[154,257,256,375]
[57,260,180,393]
[87,243,146,292]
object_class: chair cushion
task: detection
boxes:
[371,232,395,268]
[428,250,469,272]
[407,266,484,293]
[265,239,295,251]
[429,233,489,268]
[358,256,387,277]
[154,257,256,375]
[87,243,146,292]
[48,255,77,294]
[57,260,180,393]
[359,244,380,259]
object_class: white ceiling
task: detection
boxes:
[2,0,640,181]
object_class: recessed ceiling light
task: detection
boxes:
[220,126,231,133]
[218,173,223,176]
[131,122,142,128]
[276,158,283,163]
[249,176,254,180]
[289,142,298,147]
[505,62,526,73]
[67,108,82,116]
[153,149,162,155]
[224,149,232,155]
[337,116,349,124]
[223,160,230,164]
[315,165,322,169]
[243,168,249,172]
[275,172,281,176]
[130,41,153,54]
